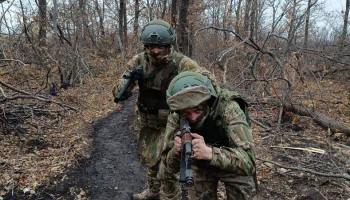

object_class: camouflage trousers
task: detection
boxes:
[137,111,178,197]
[146,163,161,194]
[157,163,257,200]
[157,159,181,200]
[187,167,257,200]
[137,110,168,167]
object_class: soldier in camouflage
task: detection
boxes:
[161,71,257,200]
[112,19,218,200]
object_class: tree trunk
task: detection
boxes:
[286,0,301,49]
[94,0,105,38]
[80,0,87,38]
[178,0,190,56]
[161,0,167,18]
[146,0,155,21]
[223,0,234,41]
[340,0,349,44]
[123,0,127,45]
[38,0,47,47]
[119,0,127,47]
[304,0,312,48]
[235,0,242,39]
[119,0,124,41]
[52,0,59,44]
[171,0,177,27]
[249,0,257,39]
[134,0,140,35]
[243,0,252,37]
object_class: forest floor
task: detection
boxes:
[1,69,350,200]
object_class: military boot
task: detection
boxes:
[132,188,160,200]
[133,164,161,199]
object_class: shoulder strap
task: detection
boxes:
[139,52,146,67]
[161,51,184,81]
[173,51,184,66]
[214,88,251,126]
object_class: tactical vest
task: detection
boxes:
[137,51,184,114]
[193,88,250,148]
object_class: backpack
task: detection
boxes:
[215,87,251,127]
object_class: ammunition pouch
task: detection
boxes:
[137,102,158,115]
[137,102,169,128]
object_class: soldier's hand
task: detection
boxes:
[191,133,212,161]
[173,131,182,152]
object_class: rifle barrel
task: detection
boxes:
[114,79,133,103]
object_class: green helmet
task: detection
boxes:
[166,71,217,111]
[140,19,176,45]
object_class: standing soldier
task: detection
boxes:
[162,71,257,200]
[112,19,217,200]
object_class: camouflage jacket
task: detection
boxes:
[113,48,217,96]
[163,89,256,176]
[112,48,219,125]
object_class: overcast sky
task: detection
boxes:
[0,0,348,32]
[1,0,348,16]
[324,0,346,11]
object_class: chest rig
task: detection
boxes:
[192,112,229,148]
[193,88,250,148]
[137,52,184,115]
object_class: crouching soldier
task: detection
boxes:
[161,71,258,200]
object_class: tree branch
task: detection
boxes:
[257,158,350,181]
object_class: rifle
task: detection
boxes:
[114,65,143,103]
[179,119,194,200]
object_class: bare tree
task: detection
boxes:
[171,0,177,27]
[134,0,140,35]
[250,0,257,39]
[52,0,59,44]
[146,0,156,21]
[222,0,234,41]
[119,0,127,46]
[266,0,288,33]
[79,0,88,38]
[94,0,105,38]
[340,0,350,44]
[38,0,47,47]
[235,0,243,36]
[67,0,87,88]
[161,0,167,18]
[243,0,252,37]
[178,0,190,56]
[304,0,318,48]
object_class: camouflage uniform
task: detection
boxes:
[162,88,257,200]
[113,47,218,200]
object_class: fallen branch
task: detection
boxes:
[0,80,77,111]
[257,158,350,181]
[270,146,325,154]
[336,143,350,151]
[254,98,350,136]
[0,80,77,134]
[251,118,272,132]
[284,103,350,136]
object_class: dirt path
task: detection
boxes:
[87,95,146,200]
[3,96,146,200]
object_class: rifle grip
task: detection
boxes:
[182,133,192,143]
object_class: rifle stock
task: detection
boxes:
[114,66,143,103]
